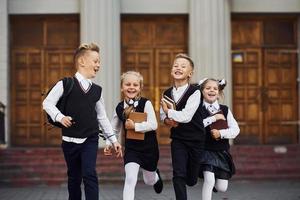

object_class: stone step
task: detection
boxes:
[0,145,300,186]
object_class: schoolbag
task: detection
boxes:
[43,77,74,129]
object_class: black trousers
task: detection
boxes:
[62,134,99,200]
[171,139,203,200]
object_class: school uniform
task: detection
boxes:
[110,96,163,199]
[113,97,159,171]
[200,101,240,179]
[160,84,206,200]
[43,72,117,200]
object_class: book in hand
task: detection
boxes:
[126,112,147,140]
[162,95,176,110]
[209,110,228,130]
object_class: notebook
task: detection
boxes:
[209,110,228,130]
[162,95,176,110]
[126,112,147,140]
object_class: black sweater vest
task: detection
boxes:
[163,85,205,143]
[62,78,102,138]
[201,104,230,151]
[116,97,157,151]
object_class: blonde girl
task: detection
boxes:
[106,71,163,200]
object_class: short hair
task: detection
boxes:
[74,43,99,62]
[174,53,194,69]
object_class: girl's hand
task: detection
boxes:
[125,119,135,129]
[214,113,225,121]
[161,99,169,114]
[164,118,178,127]
[103,145,113,156]
[60,116,74,128]
[113,141,123,158]
[211,129,221,140]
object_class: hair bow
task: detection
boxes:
[198,78,208,85]
[218,79,226,86]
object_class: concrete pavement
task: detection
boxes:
[0,180,300,200]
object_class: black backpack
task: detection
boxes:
[43,77,74,129]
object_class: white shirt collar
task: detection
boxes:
[75,72,92,85]
[203,100,220,110]
[172,83,189,92]
[172,83,189,103]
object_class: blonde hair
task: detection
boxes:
[121,71,144,89]
[74,43,99,63]
[174,53,194,69]
[121,71,144,119]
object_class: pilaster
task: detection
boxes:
[80,0,121,118]
[0,0,8,145]
[189,0,232,105]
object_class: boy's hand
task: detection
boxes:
[161,100,169,114]
[113,141,123,158]
[211,129,221,140]
[164,118,178,127]
[103,145,113,156]
[125,119,135,130]
[60,116,74,128]
[214,114,225,121]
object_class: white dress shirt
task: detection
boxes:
[108,100,158,145]
[160,83,201,123]
[202,100,240,139]
[42,72,117,144]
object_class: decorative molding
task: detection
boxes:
[232,0,300,13]
[121,0,188,13]
[8,0,79,14]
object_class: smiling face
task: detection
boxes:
[202,80,220,104]
[121,73,142,101]
[171,57,193,83]
[78,50,100,79]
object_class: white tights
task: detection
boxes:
[123,162,159,200]
[202,171,228,200]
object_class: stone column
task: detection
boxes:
[0,0,8,146]
[298,16,300,144]
[189,0,232,105]
[80,0,121,118]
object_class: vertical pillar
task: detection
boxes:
[80,0,121,118]
[297,16,300,144]
[0,0,8,146]
[189,0,232,105]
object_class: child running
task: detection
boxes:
[198,78,240,200]
[160,53,206,200]
[105,71,163,200]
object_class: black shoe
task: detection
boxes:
[153,169,163,194]
[213,187,218,193]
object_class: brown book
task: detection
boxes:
[162,95,176,110]
[126,112,147,140]
[209,110,228,130]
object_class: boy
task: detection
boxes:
[160,53,205,200]
[43,43,122,200]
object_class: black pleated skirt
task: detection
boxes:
[124,147,159,172]
[124,131,159,171]
[199,150,235,180]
